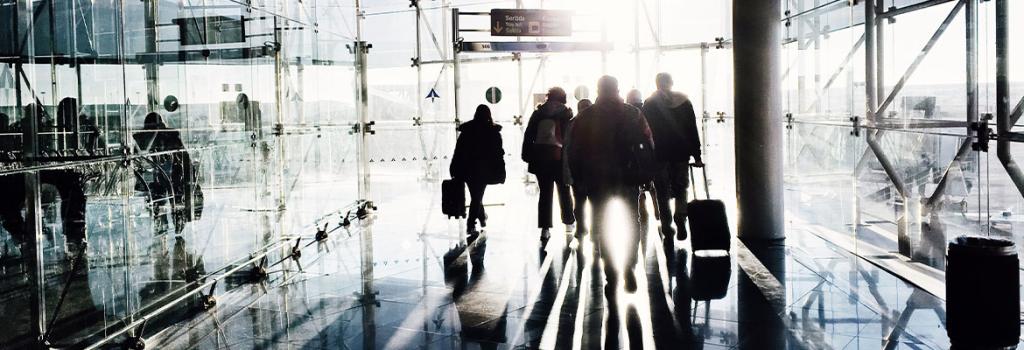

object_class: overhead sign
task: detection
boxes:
[490,9,572,37]
[426,88,441,102]
[485,87,502,104]
[460,41,611,53]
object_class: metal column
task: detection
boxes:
[451,8,462,125]
[354,1,371,200]
[995,0,1024,197]
[966,0,978,139]
[143,0,159,112]
[733,0,785,241]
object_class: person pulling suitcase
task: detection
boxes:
[687,163,731,252]
[448,105,506,236]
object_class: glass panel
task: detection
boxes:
[0,0,358,346]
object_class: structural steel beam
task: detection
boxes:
[864,0,910,199]
[878,0,956,20]
[928,0,979,211]
[876,0,964,118]
[734,0,785,241]
[804,33,865,113]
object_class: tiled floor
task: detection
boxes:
[114,175,1019,350]
[4,173,1019,347]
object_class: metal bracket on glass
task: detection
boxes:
[357,201,377,219]
[201,281,218,311]
[340,210,353,228]
[850,116,861,137]
[512,52,522,61]
[354,290,382,307]
[409,0,418,8]
[715,37,727,49]
[785,113,794,130]
[349,121,376,135]
[263,41,280,56]
[971,113,993,152]
[413,117,423,126]
[513,115,523,126]
[454,38,465,54]
[716,112,726,123]
[250,256,269,282]
[346,42,373,54]
[290,237,303,260]
[123,335,146,350]
[411,57,420,67]
[315,224,329,242]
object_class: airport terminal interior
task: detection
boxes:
[2,0,1024,349]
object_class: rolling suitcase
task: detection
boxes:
[442,179,467,219]
[687,165,731,252]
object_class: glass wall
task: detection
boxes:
[0,0,358,347]
[3,0,1022,347]
[783,0,1024,283]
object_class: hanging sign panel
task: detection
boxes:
[490,9,572,37]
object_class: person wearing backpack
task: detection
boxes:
[522,87,575,241]
[451,105,506,235]
[567,76,654,294]
[642,73,703,241]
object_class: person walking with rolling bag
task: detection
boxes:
[687,164,731,252]
[448,105,506,237]
[642,73,703,241]
[523,87,575,241]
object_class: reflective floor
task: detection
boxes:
[0,169,1020,349]
[37,174,1001,350]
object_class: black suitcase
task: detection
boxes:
[687,165,731,252]
[442,179,467,219]
[690,253,731,300]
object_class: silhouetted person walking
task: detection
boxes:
[523,87,575,241]
[451,105,506,234]
[643,73,703,240]
[568,76,654,293]
[626,89,644,109]
[565,99,593,239]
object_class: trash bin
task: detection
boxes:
[946,235,1020,348]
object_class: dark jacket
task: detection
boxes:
[522,101,572,179]
[450,119,506,184]
[642,91,701,162]
[134,117,204,221]
[567,95,654,191]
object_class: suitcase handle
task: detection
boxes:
[689,163,710,200]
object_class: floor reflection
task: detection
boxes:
[2,177,1022,349]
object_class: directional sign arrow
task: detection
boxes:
[492,22,503,34]
[426,88,441,102]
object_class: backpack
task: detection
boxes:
[527,111,564,162]
[620,106,660,185]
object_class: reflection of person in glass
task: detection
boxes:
[0,105,89,254]
[134,112,203,236]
